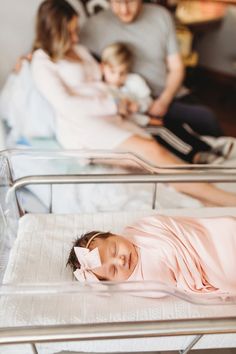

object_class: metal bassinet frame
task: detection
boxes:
[0,149,236,353]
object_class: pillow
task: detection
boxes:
[0,60,56,144]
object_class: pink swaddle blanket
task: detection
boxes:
[124,215,236,297]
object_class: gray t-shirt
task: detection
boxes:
[80,4,179,96]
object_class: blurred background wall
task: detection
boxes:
[0,0,42,88]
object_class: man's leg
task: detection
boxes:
[147,123,211,163]
[164,100,223,137]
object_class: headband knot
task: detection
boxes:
[73,246,101,282]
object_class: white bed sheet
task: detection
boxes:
[12,155,203,213]
[10,137,236,214]
[1,207,236,354]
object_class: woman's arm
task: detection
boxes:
[31,50,117,118]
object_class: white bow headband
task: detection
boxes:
[73,232,103,282]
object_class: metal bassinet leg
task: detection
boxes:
[179,334,203,354]
[31,343,39,354]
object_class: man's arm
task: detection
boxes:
[148,52,185,117]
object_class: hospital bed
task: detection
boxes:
[0,149,236,354]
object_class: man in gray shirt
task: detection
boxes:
[80,0,223,137]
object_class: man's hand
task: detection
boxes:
[148,116,163,126]
[148,97,169,117]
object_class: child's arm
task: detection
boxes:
[123,74,153,113]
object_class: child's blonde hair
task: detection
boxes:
[101,42,133,70]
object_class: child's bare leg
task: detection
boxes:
[117,135,236,206]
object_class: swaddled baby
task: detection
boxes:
[67,214,236,297]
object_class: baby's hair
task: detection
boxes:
[101,42,133,70]
[66,231,111,272]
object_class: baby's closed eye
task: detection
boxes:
[111,242,117,257]
[109,265,117,279]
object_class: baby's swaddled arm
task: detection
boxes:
[120,74,153,126]
[123,74,153,113]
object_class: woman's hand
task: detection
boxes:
[13,53,32,73]
[127,100,139,114]
[148,97,169,118]
[117,98,131,116]
[117,98,139,117]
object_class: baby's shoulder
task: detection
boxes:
[124,214,168,233]
[124,73,151,96]
[126,73,147,85]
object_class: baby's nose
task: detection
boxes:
[117,255,126,267]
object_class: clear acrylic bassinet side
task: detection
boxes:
[0,152,20,284]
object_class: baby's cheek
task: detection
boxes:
[124,268,133,281]
[115,270,128,282]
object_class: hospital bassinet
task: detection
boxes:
[0,149,236,354]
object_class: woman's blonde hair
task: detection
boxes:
[101,43,133,70]
[33,0,78,61]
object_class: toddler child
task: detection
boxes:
[67,214,236,298]
[101,42,157,128]
[100,43,233,164]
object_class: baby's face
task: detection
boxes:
[102,63,128,87]
[90,235,138,281]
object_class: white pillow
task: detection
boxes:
[0,60,55,143]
